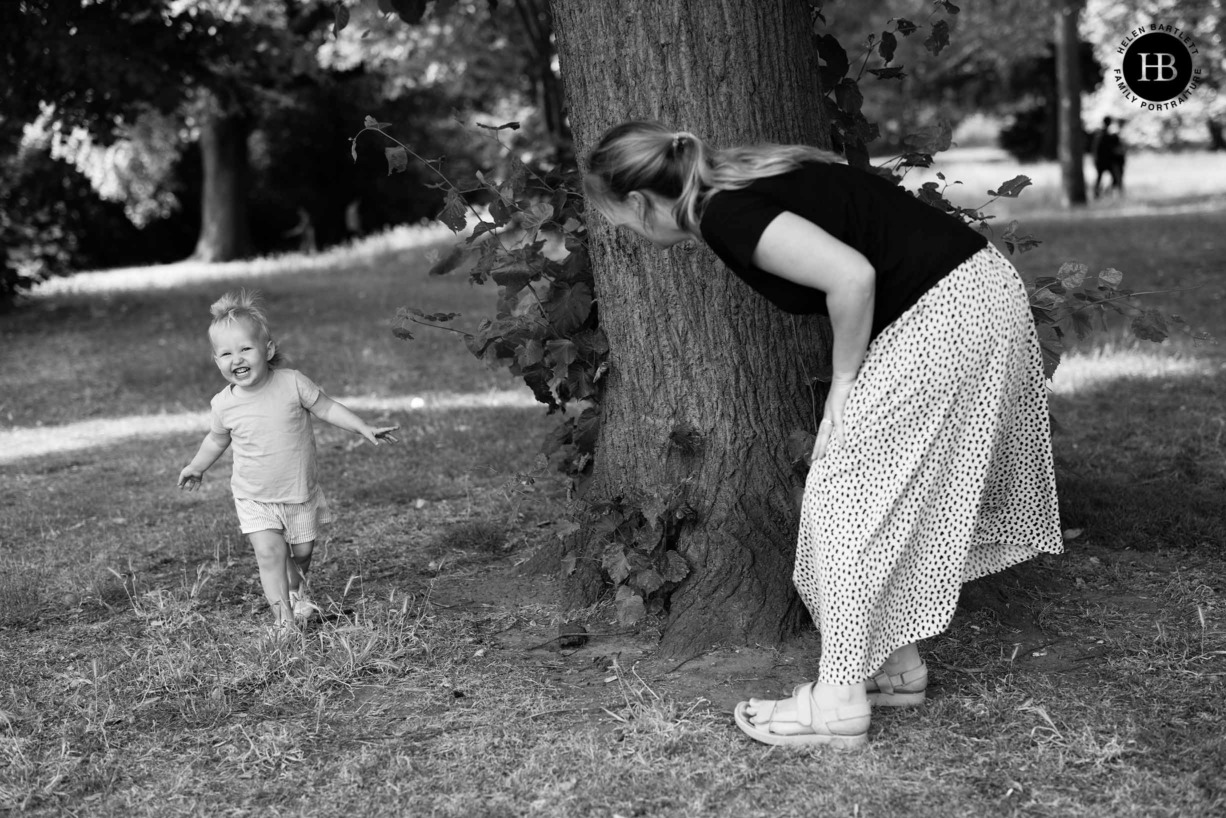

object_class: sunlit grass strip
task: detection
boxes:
[29,222,453,296]
[1049,347,1217,396]
[0,390,538,464]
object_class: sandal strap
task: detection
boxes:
[870,663,927,694]
[791,682,871,731]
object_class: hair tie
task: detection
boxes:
[671,133,688,154]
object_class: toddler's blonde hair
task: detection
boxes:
[208,289,285,366]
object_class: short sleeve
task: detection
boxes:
[209,394,229,436]
[290,370,323,408]
[700,188,787,271]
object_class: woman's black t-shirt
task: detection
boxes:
[698,161,988,338]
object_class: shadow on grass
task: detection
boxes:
[1049,369,1225,554]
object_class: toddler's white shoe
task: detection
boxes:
[289,590,319,621]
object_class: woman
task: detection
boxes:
[584,121,1062,749]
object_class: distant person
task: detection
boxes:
[284,207,317,253]
[177,290,399,635]
[345,198,364,238]
[1093,117,1127,199]
[584,121,1061,749]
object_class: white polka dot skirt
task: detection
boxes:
[795,244,1063,685]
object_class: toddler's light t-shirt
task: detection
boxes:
[210,368,322,503]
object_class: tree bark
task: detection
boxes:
[1054,0,1087,206]
[550,0,833,657]
[192,106,253,262]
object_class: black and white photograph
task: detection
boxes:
[1,1,1223,815]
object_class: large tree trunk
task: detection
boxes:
[193,107,253,262]
[1054,0,1087,206]
[551,0,834,657]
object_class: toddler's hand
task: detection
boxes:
[178,467,203,491]
[364,425,400,446]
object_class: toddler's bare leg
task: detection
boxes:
[249,529,292,623]
[288,541,314,593]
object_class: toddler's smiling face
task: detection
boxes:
[210,320,274,391]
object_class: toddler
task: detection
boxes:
[178,289,399,633]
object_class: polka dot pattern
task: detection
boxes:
[795,245,1063,685]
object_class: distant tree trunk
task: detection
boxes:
[1054,0,1087,206]
[193,106,253,262]
[1209,119,1225,151]
[550,0,834,657]
[512,0,572,164]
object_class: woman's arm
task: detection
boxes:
[750,211,875,459]
[307,394,399,445]
[178,430,232,490]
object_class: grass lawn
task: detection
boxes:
[1,156,1224,817]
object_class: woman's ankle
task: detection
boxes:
[811,681,868,708]
[879,644,922,675]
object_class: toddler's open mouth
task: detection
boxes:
[232,366,250,377]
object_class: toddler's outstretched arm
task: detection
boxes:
[308,394,399,446]
[178,430,232,490]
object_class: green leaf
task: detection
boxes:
[814,33,850,86]
[878,30,897,63]
[1058,262,1088,289]
[489,197,513,227]
[427,245,465,276]
[388,0,427,24]
[564,366,595,401]
[787,428,816,466]
[1131,309,1168,343]
[1002,220,1041,254]
[869,66,907,80]
[546,338,578,369]
[924,19,950,55]
[438,188,467,232]
[902,119,952,154]
[834,79,863,115]
[661,551,689,583]
[898,152,933,168]
[1070,309,1094,340]
[894,18,918,36]
[937,1,960,14]
[392,325,413,340]
[602,545,632,584]
[491,266,532,291]
[631,569,665,596]
[332,3,350,36]
[1036,325,1064,380]
[385,146,409,175]
[615,587,646,626]
[1098,267,1124,287]
[547,282,593,333]
[521,202,554,231]
[476,121,521,132]
[572,328,610,358]
[988,175,1033,198]
[1031,289,1065,310]
[363,115,392,130]
[518,339,544,369]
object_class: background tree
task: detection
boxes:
[548,0,836,655]
[0,0,553,306]
[1055,0,1088,205]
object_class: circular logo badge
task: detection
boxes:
[1120,31,1195,103]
